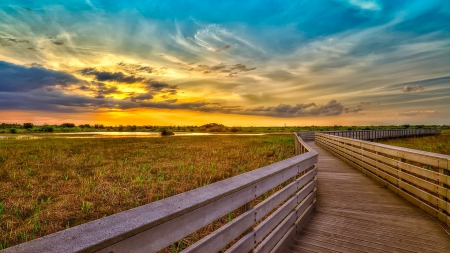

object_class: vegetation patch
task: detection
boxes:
[0,134,294,249]
[377,130,450,155]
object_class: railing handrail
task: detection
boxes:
[318,132,450,160]
[4,134,318,253]
[316,131,450,228]
[301,129,440,141]
[294,132,316,155]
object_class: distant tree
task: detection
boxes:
[44,126,54,132]
[61,123,76,128]
[23,123,34,129]
[201,123,225,129]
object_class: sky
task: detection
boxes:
[0,0,449,126]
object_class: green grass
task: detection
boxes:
[0,134,295,249]
[377,130,450,155]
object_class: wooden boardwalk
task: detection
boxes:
[285,142,450,253]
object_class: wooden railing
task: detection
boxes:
[299,129,440,141]
[4,134,317,253]
[316,131,450,228]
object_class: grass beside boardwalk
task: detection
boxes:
[0,134,294,249]
[377,130,450,155]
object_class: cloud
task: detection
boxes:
[215,44,231,52]
[89,82,120,98]
[80,68,145,83]
[403,85,424,92]
[246,100,344,117]
[117,62,156,74]
[230,64,256,72]
[263,70,296,82]
[397,110,436,116]
[129,93,154,102]
[189,63,256,77]
[338,0,382,11]
[0,88,194,113]
[241,93,273,103]
[0,37,30,43]
[52,41,64,45]
[0,61,84,92]
[344,106,363,113]
[143,80,178,94]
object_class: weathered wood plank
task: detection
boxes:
[287,141,450,253]
[315,132,450,228]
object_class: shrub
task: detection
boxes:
[161,128,174,136]
[230,127,240,132]
[44,126,54,132]
[9,128,18,134]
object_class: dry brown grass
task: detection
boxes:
[0,134,294,249]
[377,130,450,155]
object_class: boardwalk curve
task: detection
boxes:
[286,142,450,253]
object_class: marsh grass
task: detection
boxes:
[377,130,450,155]
[0,134,294,249]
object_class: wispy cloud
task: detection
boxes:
[343,0,382,11]
[403,85,424,92]
[397,110,436,116]
[0,0,449,124]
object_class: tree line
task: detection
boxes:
[0,122,449,134]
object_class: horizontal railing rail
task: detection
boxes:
[320,129,440,140]
[297,132,315,142]
[4,134,318,253]
[316,132,450,228]
[299,129,440,141]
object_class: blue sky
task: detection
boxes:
[0,0,449,125]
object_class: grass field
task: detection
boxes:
[0,134,295,249]
[377,130,450,155]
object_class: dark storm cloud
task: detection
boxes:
[80,68,145,83]
[0,61,84,92]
